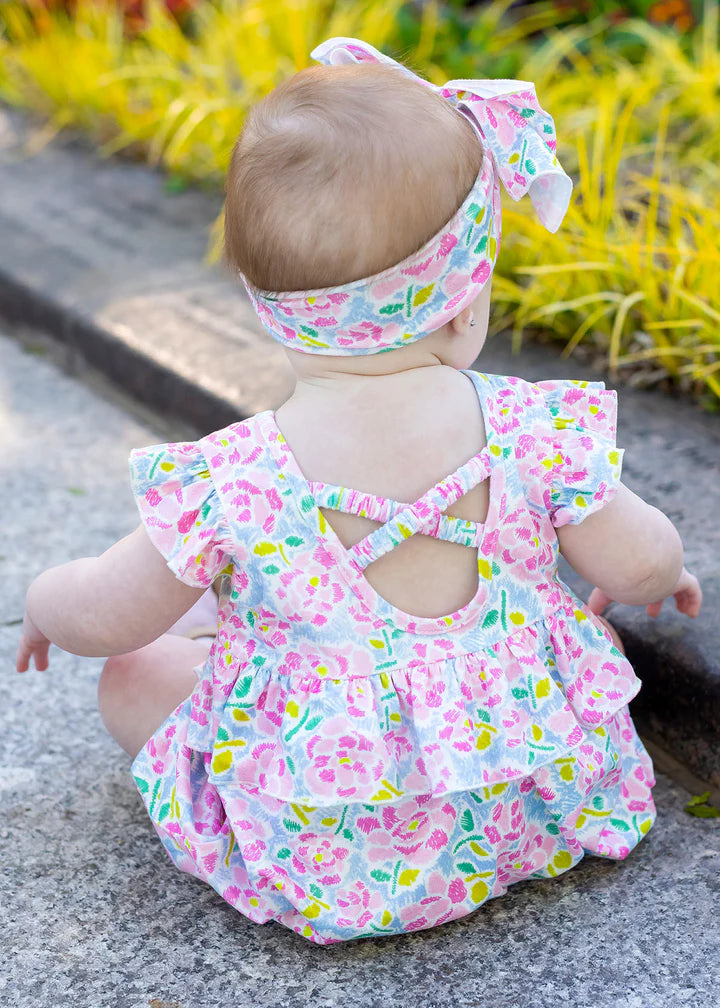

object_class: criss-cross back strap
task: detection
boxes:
[310,448,491,571]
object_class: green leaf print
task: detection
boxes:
[283,818,302,833]
[460,810,474,832]
[456,861,477,874]
[235,676,253,698]
[482,609,499,629]
[370,869,392,883]
[609,819,631,832]
[285,536,304,547]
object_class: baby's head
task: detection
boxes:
[224,44,571,373]
[225,64,482,293]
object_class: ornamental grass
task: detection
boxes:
[0,0,718,404]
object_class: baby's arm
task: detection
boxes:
[557,483,702,617]
[16,525,206,671]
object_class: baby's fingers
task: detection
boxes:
[32,641,50,671]
[15,638,49,673]
[587,587,613,615]
[16,639,31,673]
[646,600,663,619]
[676,584,702,618]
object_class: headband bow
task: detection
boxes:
[241,37,572,355]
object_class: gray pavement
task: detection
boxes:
[2,328,720,1008]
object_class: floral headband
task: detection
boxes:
[240,37,572,356]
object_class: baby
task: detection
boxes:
[17,38,701,944]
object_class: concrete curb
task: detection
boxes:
[2,108,718,787]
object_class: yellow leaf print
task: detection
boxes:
[381,910,393,927]
[476,729,493,751]
[285,700,299,717]
[553,850,573,870]
[212,750,232,774]
[478,558,493,581]
[471,880,489,903]
[302,903,321,919]
[509,611,525,626]
[536,677,551,699]
[412,284,435,307]
[254,542,277,555]
[397,869,420,887]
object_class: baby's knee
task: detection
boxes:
[97,650,145,729]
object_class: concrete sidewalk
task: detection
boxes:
[2,329,719,1008]
[0,107,718,787]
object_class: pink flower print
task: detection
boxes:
[177,509,199,534]
[437,234,458,258]
[471,260,492,285]
[383,799,454,865]
[401,253,434,278]
[444,270,470,295]
[336,881,384,930]
[345,321,385,346]
[241,838,267,863]
[292,836,351,886]
[303,725,386,801]
[398,893,456,931]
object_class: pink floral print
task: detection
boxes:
[129,371,655,944]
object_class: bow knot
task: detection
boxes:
[311,38,571,234]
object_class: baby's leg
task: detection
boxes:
[98,635,210,759]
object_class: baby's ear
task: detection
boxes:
[449,306,473,335]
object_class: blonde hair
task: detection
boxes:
[224,63,483,292]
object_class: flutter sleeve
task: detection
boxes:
[129,440,232,587]
[536,379,624,528]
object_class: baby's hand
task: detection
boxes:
[588,566,702,620]
[16,610,51,673]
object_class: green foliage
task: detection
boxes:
[0,0,718,401]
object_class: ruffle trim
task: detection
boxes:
[535,380,624,527]
[179,606,640,806]
[129,442,233,588]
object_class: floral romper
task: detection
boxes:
[130,371,656,944]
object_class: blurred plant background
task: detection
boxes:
[0,0,718,405]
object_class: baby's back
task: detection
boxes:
[274,366,490,619]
